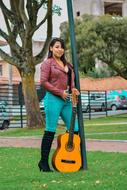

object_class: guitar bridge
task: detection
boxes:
[61,159,76,164]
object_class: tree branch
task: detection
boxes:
[16,0,32,50]
[10,0,25,42]
[0,29,10,42]
[26,0,32,17]
[26,0,38,27]
[30,11,48,35]
[0,48,17,66]
[34,0,53,64]
[0,29,23,60]
[0,0,15,23]
[19,0,29,26]
[37,0,46,10]
[2,12,11,34]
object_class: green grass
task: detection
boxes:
[85,113,127,125]
[86,133,127,140]
[0,147,127,190]
[85,124,127,133]
[0,127,44,137]
[0,114,127,140]
[84,114,127,140]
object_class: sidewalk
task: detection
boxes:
[0,137,127,153]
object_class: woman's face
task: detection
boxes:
[50,41,64,59]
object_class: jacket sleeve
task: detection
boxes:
[40,59,64,97]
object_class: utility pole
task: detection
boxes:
[66,0,87,170]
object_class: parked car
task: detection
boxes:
[101,95,127,111]
[81,92,127,112]
[39,99,44,112]
[0,101,10,130]
[39,99,46,121]
[81,92,105,112]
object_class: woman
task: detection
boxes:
[38,38,79,172]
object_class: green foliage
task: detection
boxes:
[43,3,62,16]
[60,14,127,79]
[87,66,116,78]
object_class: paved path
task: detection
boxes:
[0,137,127,153]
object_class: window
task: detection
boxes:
[104,2,122,16]
[0,65,2,76]
[76,11,80,17]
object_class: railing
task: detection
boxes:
[1,83,126,128]
[0,83,45,129]
[81,90,108,119]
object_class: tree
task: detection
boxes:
[60,14,96,74]
[88,15,127,79]
[60,14,127,79]
[0,0,53,128]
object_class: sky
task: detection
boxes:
[33,0,68,40]
[0,0,68,41]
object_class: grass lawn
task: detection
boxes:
[0,147,127,190]
[0,114,127,140]
[85,113,127,125]
[0,127,44,137]
[85,114,127,140]
[86,133,127,140]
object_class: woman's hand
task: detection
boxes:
[72,88,80,96]
[62,90,69,100]
[62,88,80,100]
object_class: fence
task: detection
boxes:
[0,83,45,129]
[0,83,116,128]
[81,90,108,119]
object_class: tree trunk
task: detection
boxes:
[22,72,45,128]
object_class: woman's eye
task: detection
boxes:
[55,46,60,48]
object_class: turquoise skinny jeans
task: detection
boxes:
[44,92,79,132]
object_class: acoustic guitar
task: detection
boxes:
[52,91,81,172]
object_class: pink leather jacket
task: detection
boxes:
[40,58,75,98]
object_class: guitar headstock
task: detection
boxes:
[72,91,78,107]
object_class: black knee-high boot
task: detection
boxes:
[38,131,55,172]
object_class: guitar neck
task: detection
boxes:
[67,107,77,148]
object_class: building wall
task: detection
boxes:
[73,0,103,16]
[0,59,21,84]
[122,0,127,16]
[73,0,127,17]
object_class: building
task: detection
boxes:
[0,40,44,84]
[73,0,127,17]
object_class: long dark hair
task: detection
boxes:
[48,38,67,66]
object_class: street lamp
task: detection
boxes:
[66,0,87,170]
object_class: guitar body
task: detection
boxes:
[52,133,81,172]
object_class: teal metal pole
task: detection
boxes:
[66,0,87,170]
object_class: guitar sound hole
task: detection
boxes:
[61,159,76,164]
[65,143,75,152]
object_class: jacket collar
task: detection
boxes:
[51,57,67,73]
